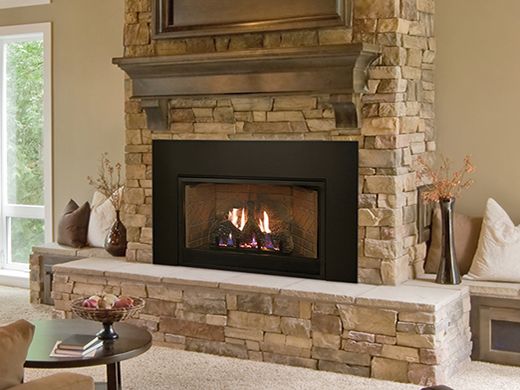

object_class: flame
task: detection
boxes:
[239,208,246,231]
[258,211,271,234]
[229,208,247,231]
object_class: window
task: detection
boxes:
[0,1,50,10]
[0,23,51,271]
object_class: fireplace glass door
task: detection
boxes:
[183,178,320,260]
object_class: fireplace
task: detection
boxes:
[153,140,358,282]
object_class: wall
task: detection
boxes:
[122,0,436,285]
[436,0,520,222]
[0,0,125,237]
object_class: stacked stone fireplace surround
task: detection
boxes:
[123,0,436,286]
[36,0,474,386]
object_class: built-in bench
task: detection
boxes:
[29,243,123,305]
[416,274,520,366]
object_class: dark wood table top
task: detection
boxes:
[25,319,152,369]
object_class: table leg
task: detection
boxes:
[106,362,122,390]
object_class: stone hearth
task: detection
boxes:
[50,256,470,386]
[120,0,436,286]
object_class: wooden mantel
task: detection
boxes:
[113,43,380,131]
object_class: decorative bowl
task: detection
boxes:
[71,297,145,340]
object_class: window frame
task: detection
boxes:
[0,23,52,271]
[0,0,50,10]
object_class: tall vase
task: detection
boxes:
[105,210,127,257]
[435,197,461,285]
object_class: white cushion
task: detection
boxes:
[87,189,121,248]
[466,198,520,282]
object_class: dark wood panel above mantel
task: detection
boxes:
[113,43,380,131]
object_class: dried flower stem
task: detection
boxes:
[417,155,475,202]
[87,153,124,210]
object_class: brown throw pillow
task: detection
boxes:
[425,207,483,275]
[57,200,90,248]
[0,320,35,390]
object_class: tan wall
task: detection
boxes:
[436,0,520,222]
[0,0,125,237]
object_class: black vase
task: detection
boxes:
[435,197,461,285]
[104,210,127,257]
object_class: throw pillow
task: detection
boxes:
[0,320,35,390]
[466,198,520,282]
[87,189,122,248]
[57,200,90,248]
[425,207,483,275]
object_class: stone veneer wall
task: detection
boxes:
[122,0,436,285]
[51,262,471,386]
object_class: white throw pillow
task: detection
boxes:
[87,189,122,248]
[465,198,520,282]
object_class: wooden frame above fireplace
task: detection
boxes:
[152,0,353,39]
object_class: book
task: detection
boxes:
[58,334,102,351]
[49,339,103,358]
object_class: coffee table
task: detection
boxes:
[25,319,152,390]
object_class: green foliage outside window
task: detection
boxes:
[5,40,45,263]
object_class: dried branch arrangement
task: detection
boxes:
[87,153,124,211]
[417,155,475,202]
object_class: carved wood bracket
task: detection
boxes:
[113,43,380,131]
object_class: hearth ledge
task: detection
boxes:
[53,257,467,311]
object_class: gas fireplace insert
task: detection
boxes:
[153,140,358,282]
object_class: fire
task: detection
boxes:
[258,211,271,234]
[228,208,246,231]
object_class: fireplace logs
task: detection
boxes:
[209,201,294,254]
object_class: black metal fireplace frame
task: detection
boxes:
[153,140,358,282]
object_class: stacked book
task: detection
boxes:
[50,334,103,358]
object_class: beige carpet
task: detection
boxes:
[2,285,520,389]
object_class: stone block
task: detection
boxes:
[266,111,305,122]
[342,339,383,355]
[262,352,317,369]
[183,292,227,315]
[206,314,227,326]
[228,311,280,332]
[281,318,311,338]
[346,331,376,343]
[318,28,352,45]
[225,327,264,342]
[380,344,419,363]
[364,239,401,258]
[160,318,225,341]
[142,298,176,317]
[318,360,370,377]
[121,282,146,297]
[273,96,316,111]
[359,209,401,228]
[396,333,435,348]
[371,357,408,382]
[312,332,341,349]
[194,123,235,134]
[361,117,399,136]
[273,297,299,317]
[381,255,410,285]
[354,0,399,18]
[73,283,104,297]
[312,347,371,366]
[231,98,272,111]
[124,23,150,46]
[307,119,336,132]
[359,149,401,168]
[338,305,397,336]
[408,363,442,386]
[236,294,273,314]
[185,338,248,359]
[311,314,342,335]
